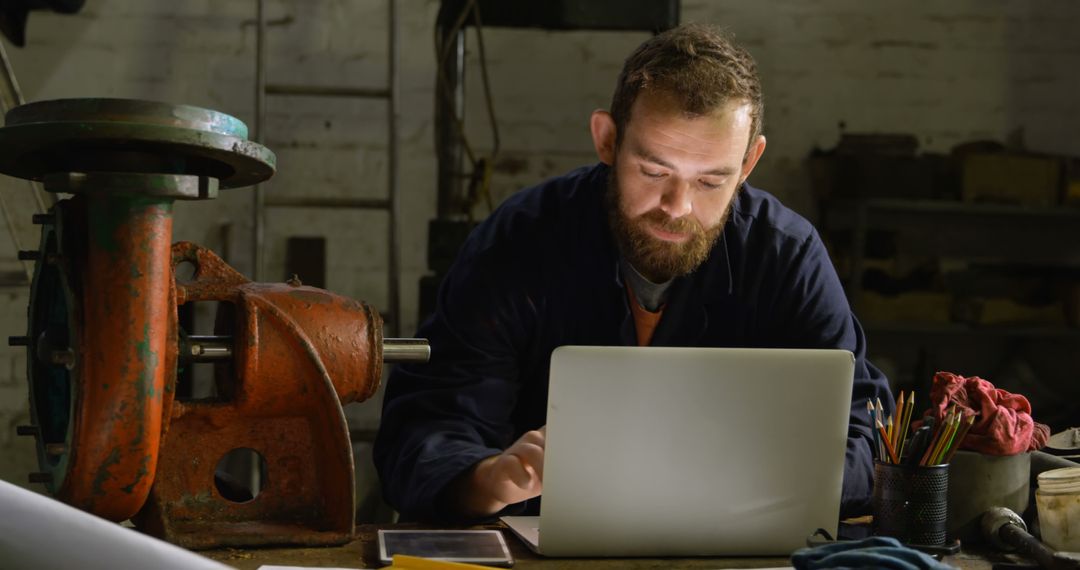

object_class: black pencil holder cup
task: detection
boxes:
[872,461,949,547]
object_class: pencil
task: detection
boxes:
[920,405,954,466]
[942,414,976,464]
[897,392,915,459]
[876,420,900,464]
[868,401,879,461]
[875,398,885,457]
[891,392,905,452]
[930,411,958,465]
[926,407,958,466]
[933,412,967,466]
[875,398,886,461]
[391,554,494,569]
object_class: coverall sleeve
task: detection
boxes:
[771,229,895,518]
[373,246,534,522]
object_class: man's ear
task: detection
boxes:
[739,135,767,183]
[589,109,617,165]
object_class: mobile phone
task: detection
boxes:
[377,529,514,567]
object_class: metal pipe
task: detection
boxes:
[0,39,53,214]
[388,0,401,337]
[0,184,29,282]
[252,0,267,281]
[0,39,31,283]
[382,338,430,363]
[0,40,21,112]
[265,84,389,98]
[435,4,467,219]
[74,192,172,519]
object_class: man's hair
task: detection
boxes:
[610,23,763,149]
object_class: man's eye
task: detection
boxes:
[642,169,665,178]
[700,179,724,190]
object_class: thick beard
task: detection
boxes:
[605,167,730,283]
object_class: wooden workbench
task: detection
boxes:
[201,524,1015,569]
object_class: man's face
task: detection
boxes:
[604,91,762,283]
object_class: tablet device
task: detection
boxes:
[377,529,514,567]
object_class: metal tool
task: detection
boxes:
[981,507,1080,570]
[2,98,429,549]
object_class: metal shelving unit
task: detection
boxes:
[823,198,1080,310]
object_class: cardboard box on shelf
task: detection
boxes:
[965,297,1067,326]
[961,153,1061,206]
[858,291,952,324]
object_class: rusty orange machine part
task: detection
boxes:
[3,98,429,549]
[66,195,176,521]
[135,242,385,548]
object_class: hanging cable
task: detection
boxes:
[434,0,500,220]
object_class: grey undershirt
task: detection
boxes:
[620,259,673,312]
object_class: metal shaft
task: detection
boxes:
[382,338,430,363]
[179,335,429,364]
[180,336,233,363]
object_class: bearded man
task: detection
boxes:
[374,23,893,523]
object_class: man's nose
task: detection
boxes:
[659,178,693,219]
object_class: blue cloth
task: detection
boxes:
[374,162,894,522]
[791,536,955,570]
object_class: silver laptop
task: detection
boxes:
[502,345,854,557]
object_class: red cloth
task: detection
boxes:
[926,371,1050,455]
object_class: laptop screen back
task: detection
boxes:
[538,346,854,557]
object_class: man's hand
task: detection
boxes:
[454,427,546,518]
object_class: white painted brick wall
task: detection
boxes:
[1,0,1078,500]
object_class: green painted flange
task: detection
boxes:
[0,98,275,190]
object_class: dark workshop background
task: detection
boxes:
[0,0,1077,521]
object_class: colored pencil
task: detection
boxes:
[876,398,885,456]
[931,411,960,465]
[868,401,879,461]
[897,392,915,459]
[942,411,965,464]
[921,405,954,466]
[926,406,959,466]
[891,392,905,451]
[876,420,900,464]
[942,414,976,464]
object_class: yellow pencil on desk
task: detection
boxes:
[389,554,494,569]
